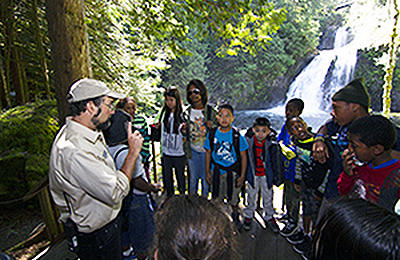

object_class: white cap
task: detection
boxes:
[67,78,125,103]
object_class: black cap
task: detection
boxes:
[332,78,370,108]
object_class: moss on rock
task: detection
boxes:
[0,100,59,199]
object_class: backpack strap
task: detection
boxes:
[232,127,240,160]
[206,104,212,121]
[209,127,217,152]
[113,146,129,165]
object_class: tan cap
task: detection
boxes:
[67,78,125,103]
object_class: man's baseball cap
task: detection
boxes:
[68,78,125,103]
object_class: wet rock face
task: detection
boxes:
[319,25,339,50]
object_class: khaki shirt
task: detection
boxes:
[49,118,130,233]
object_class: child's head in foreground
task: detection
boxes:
[252,117,272,142]
[313,198,400,260]
[347,115,397,163]
[286,116,311,141]
[285,98,304,119]
[154,195,239,260]
[217,103,235,129]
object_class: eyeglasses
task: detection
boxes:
[102,102,115,110]
[188,89,200,96]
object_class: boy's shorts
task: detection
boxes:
[214,171,241,206]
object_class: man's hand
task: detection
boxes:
[342,148,355,176]
[127,122,144,153]
[312,141,328,164]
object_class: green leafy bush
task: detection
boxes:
[0,100,59,199]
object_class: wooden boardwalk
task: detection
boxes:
[240,212,302,260]
[35,189,302,260]
[35,214,302,260]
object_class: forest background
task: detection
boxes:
[1,0,400,255]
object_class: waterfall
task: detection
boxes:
[268,27,358,116]
[234,27,359,132]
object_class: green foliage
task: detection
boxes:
[0,0,52,105]
[0,100,59,199]
[354,43,400,113]
[161,0,340,109]
[82,0,288,115]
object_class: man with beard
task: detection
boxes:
[49,78,143,260]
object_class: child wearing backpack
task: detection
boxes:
[103,109,161,260]
[242,117,284,232]
[204,103,249,229]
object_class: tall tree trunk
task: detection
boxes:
[0,56,10,109]
[46,0,91,124]
[383,0,400,115]
[32,0,51,98]
[2,0,26,106]
[0,0,11,107]
[0,2,10,109]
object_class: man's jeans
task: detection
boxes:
[77,214,122,260]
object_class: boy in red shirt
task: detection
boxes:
[338,115,400,211]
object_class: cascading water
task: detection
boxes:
[235,27,358,131]
[269,26,358,116]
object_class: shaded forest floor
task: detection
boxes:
[0,202,49,259]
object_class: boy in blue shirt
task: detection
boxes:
[205,103,249,229]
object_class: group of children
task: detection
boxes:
[277,79,400,259]
[105,77,400,260]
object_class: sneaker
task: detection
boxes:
[231,212,242,230]
[124,255,138,260]
[276,213,290,222]
[280,220,298,237]
[293,235,311,255]
[122,245,137,260]
[243,217,252,231]
[266,217,279,233]
[286,228,305,244]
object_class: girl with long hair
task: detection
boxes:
[157,86,186,197]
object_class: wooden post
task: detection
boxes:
[24,176,63,242]
[37,186,63,241]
